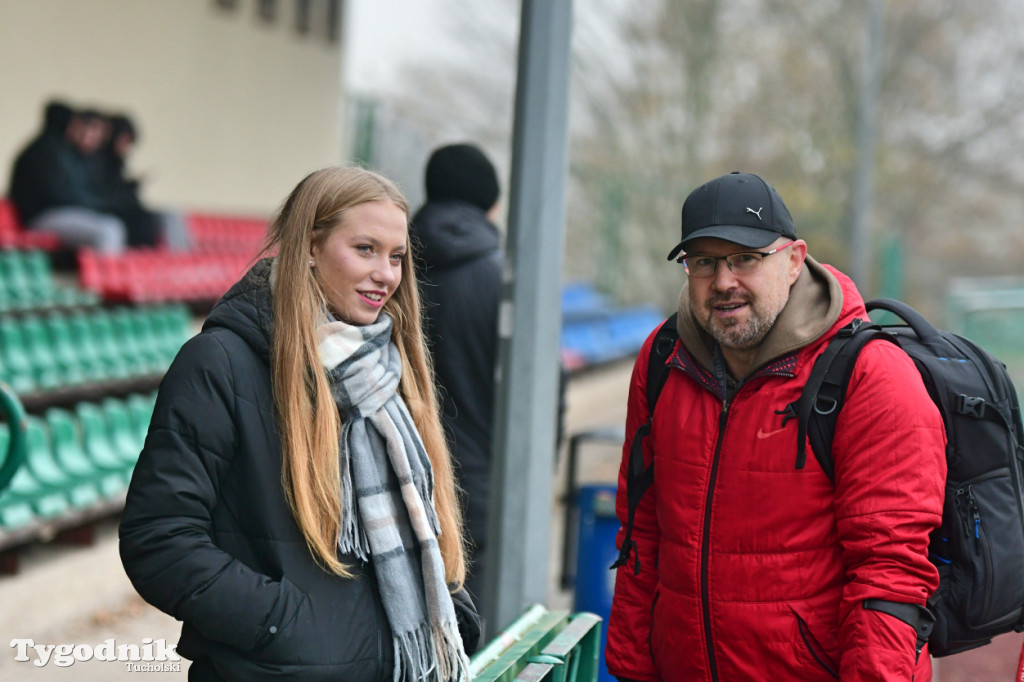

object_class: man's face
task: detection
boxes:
[685,237,804,351]
[113,132,135,159]
[67,117,107,154]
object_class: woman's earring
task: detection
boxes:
[308,259,315,267]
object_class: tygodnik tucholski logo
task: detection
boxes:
[10,637,182,671]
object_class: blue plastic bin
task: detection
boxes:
[573,483,619,682]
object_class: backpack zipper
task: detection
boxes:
[955,483,995,623]
[955,487,980,542]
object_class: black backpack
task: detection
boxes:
[611,298,1024,658]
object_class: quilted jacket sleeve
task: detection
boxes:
[119,332,307,653]
[830,340,946,681]
[605,330,663,682]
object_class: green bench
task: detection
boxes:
[470,605,602,682]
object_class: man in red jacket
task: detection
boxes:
[606,172,946,681]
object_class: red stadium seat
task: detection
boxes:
[187,212,268,255]
[0,199,62,251]
[79,247,254,304]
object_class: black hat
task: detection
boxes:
[425,143,500,212]
[110,114,137,141]
[43,100,73,135]
[666,172,796,261]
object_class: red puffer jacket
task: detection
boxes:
[606,265,946,681]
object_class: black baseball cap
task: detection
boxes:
[666,172,796,261]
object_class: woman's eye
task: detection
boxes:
[390,253,406,264]
[356,244,373,254]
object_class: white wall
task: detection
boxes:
[0,0,347,216]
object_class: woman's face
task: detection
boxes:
[311,200,408,326]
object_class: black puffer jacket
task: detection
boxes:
[119,261,478,681]
[411,200,502,552]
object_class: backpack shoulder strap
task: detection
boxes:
[611,313,678,573]
[795,318,896,484]
[645,313,679,409]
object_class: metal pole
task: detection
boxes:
[849,0,884,291]
[483,0,574,633]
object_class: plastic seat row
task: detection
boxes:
[78,249,254,303]
[0,305,191,395]
[187,213,269,255]
[561,281,613,319]
[560,306,666,372]
[0,199,62,251]
[0,393,155,530]
[0,248,98,313]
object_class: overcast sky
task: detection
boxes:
[343,0,460,95]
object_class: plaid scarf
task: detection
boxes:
[318,313,469,682]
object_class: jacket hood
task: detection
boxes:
[203,258,275,361]
[676,255,867,375]
[411,199,501,270]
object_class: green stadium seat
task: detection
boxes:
[0,425,35,529]
[46,407,126,499]
[0,354,9,393]
[22,250,54,290]
[22,416,100,510]
[150,305,192,360]
[66,311,107,382]
[87,311,132,379]
[20,316,61,389]
[0,322,36,393]
[125,309,164,371]
[0,251,30,298]
[102,398,145,468]
[44,313,86,386]
[0,422,69,523]
[76,402,131,476]
[125,392,156,437]
[0,250,99,313]
[6,252,54,310]
[109,308,147,371]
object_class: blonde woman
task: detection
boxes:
[120,166,479,682]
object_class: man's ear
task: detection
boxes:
[788,240,808,284]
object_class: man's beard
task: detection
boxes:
[698,294,785,350]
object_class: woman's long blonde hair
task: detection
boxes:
[262,166,465,585]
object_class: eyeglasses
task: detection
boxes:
[680,241,795,278]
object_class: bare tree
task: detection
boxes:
[361,0,1024,318]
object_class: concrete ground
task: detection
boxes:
[0,358,1020,680]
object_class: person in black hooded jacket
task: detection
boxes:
[97,112,191,250]
[410,143,504,606]
[7,102,130,252]
[120,166,479,682]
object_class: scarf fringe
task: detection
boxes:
[392,622,469,682]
